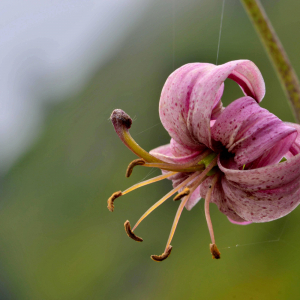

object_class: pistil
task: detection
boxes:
[111,109,214,174]
[141,161,205,173]
[125,151,216,177]
[110,109,162,163]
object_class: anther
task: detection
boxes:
[124,220,143,242]
[107,191,122,212]
[173,187,190,201]
[126,159,146,177]
[210,243,221,259]
[151,245,173,262]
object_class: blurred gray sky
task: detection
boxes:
[0,0,151,173]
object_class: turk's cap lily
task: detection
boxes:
[107,59,300,261]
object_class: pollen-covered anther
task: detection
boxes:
[173,187,190,201]
[151,245,173,262]
[210,243,221,259]
[124,220,143,242]
[126,158,146,177]
[107,191,122,212]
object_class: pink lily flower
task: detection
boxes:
[107,60,300,261]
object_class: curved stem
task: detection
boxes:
[241,0,300,123]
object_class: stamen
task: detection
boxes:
[122,171,177,195]
[143,162,205,173]
[132,171,201,231]
[126,159,146,177]
[173,187,190,201]
[161,158,219,259]
[124,220,143,242]
[107,172,177,212]
[125,151,214,175]
[165,171,209,252]
[204,173,221,259]
[110,109,162,163]
[107,191,122,212]
[165,193,191,253]
[151,245,172,262]
[131,156,219,249]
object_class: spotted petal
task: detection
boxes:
[218,153,300,222]
[211,97,297,167]
[149,139,203,164]
[159,60,265,150]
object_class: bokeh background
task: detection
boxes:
[1,0,300,299]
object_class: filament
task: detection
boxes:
[132,171,201,231]
[143,162,205,173]
[165,173,209,251]
[125,149,214,177]
[165,193,191,252]
[164,156,219,253]
[122,171,177,195]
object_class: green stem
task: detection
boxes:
[240,0,300,123]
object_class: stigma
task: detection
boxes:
[107,109,221,261]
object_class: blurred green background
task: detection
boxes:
[1,0,300,299]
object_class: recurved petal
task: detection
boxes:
[187,60,265,149]
[227,60,265,102]
[218,151,300,192]
[221,176,300,222]
[212,97,297,167]
[159,63,214,150]
[249,132,298,169]
[159,60,265,150]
